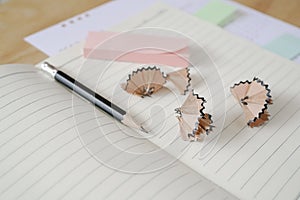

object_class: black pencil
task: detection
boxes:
[41,62,147,133]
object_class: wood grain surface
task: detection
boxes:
[0,0,299,65]
[235,0,300,27]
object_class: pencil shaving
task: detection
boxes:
[121,66,191,97]
[230,77,272,127]
[175,91,213,142]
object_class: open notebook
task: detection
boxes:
[1,4,300,200]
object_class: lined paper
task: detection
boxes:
[115,5,300,200]
[44,4,300,200]
[2,3,299,200]
[0,63,236,200]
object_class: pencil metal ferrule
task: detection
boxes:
[41,62,58,78]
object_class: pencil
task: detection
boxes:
[41,62,147,133]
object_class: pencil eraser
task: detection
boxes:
[83,31,189,68]
[194,0,237,26]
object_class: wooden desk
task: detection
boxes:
[1,0,299,65]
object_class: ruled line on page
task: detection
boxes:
[0,75,40,91]
[0,71,37,85]
[0,81,48,100]
[174,179,203,200]
[199,188,216,199]
[272,165,300,199]
[251,126,300,197]
[239,108,300,189]
[122,164,178,200]
[147,173,192,199]
[60,55,83,68]
[0,87,62,110]
[254,127,300,197]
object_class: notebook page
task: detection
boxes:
[111,4,300,200]
[0,64,236,200]
[44,4,300,200]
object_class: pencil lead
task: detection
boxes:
[122,114,148,133]
[140,126,149,133]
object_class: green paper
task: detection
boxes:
[264,34,300,59]
[194,0,237,26]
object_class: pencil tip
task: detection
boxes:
[122,114,149,133]
[140,126,149,133]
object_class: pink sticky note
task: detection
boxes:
[83,31,189,68]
